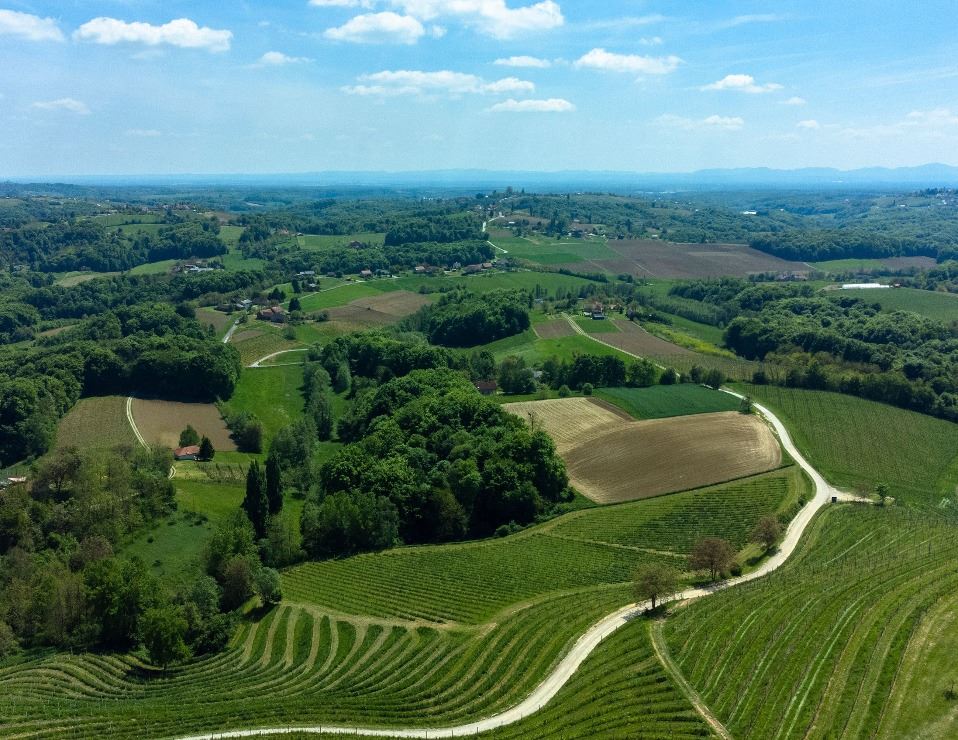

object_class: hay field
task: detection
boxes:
[504,397,781,503]
[129,399,237,451]
[533,318,576,339]
[56,396,135,450]
[326,290,431,326]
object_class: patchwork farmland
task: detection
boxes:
[129,398,237,451]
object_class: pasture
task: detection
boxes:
[55,395,135,450]
[597,384,742,420]
[195,307,234,337]
[841,286,958,323]
[129,398,236,451]
[487,229,619,265]
[223,364,305,444]
[503,398,781,503]
[231,326,303,366]
[740,384,958,507]
[298,232,386,249]
[665,505,958,740]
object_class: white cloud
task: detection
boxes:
[310,0,372,6]
[0,9,64,42]
[487,97,574,112]
[324,12,425,44]
[494,55,551,68]
[74,17,232,52]
[387,0,563,39]
[639,36,663,46]
[702,74,783,94]
[574,48,682,76]
[904,108,958,127]
[782,96,807,106]
[125,128,162,137]
[343,69,535,96]
[256,51,313,66]
[580,15,665,31]
[656,113,744,131]
[715,14,786,30]
[33,98,91,115]
[797,119,821,129]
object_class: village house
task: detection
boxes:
[173,445,201,461]
[474,379,498,396]
[359,269,374,278]
[257,305,286,323]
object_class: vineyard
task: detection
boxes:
[664,505,958,740]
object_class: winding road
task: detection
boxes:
[247,348,309,368]
[176,391,853,740]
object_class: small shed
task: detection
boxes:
[474,380,498,396]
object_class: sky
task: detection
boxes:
[0,0,957,176]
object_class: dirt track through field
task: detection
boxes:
[129,398,237,451]
[533,319,576,339]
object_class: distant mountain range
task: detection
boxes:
[9,163,958,191]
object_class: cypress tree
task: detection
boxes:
[265,454,283,515]
[243,460,269,537]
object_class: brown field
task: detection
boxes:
[881,256,937,270]
[56,396,135,450]
[503,397,780,503]
[130,399,237,451]
[326,290,431,327]
[534,318,576,339]
[597,320,694,357]
[567,239,807,279]
[230,329,264,344]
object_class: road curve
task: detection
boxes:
[175,392,842,740]
[247,348,309,368]
[125,396,148,450]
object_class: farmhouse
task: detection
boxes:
[257,306,286,323]
[360,269,374,278]
[173,445,200,461]
[474,380,498,396]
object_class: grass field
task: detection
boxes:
[481,330,635,364]
[739,384,958,507]
[224,364,305,445]
[54,270,120,286]
[665,505,958,740]
[488,230,618,265]
[55,395,135,450]
[232,325,304,365]
[326,290,431,326]
[195,307,234,337]
[840,286,958,323]
[597,384,742,419]
[129,258,177,275]
[298,282,391,312]
[503,398,781,503]
[574,315,619,333]
[129,398,236,451]
[298,232,386,249]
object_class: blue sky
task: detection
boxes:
[1,0,956,176]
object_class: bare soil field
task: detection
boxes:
[534,319,576,339]
[129,399,237,451]
[570,239,806,279]
[325,290,431,327]
[230,329,264,344]
[598,320,694,358]
[881,256,937,270]
[56,396,135,450]
[503,398,781,503]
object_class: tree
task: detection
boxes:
[739,395,753,414]
[581,382,594,396]
[198,436,214,461]
[289,296,302,312]
[498,355,535,394]
[253,567,282,606]
[265,454,283,516]
[309,388,334,441]
[689,537,736,581]
[634,563,679,610]
[220,556,254,611]
[242,461,269,538]
[704,368,725,389]
[179,425,200,447]
[660,367,679,385]
[140,605,190,670]
[751,515,781,551]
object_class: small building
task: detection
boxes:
[173,446,200,461]
[359,269,374,278]
[348,240,363,249]
[235,298,253,310]
[841,283,890,290]
[414,265,427,273]
[257,306,286,323]
[463,264,482,275]
[297,270,315,277]
[481,262,493,270]
[474,380,498,396]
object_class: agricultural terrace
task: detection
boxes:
[665,505,958,740]
[0,466,800,737]
[504,398,781,503]
[129,399,236,451]
[55,395,135,450]
[597,384,742,420]
[740,384,958,507]
[840,286,958,323]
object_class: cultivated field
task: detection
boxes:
[221,364,304,444]
[532,318,575,339]
[326,290,431,326]
[841,286,958,323]
[595,319,694,357]
[665,505,958,740]
[55,395,135,450]
[596,384,742,420]
[741,384,958,507]
[195,307,234,336]
[504,398,781,503]
[231,328,303,366]
[129,398,237,451]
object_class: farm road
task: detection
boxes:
[247,348,309,368]
[223,319,240,344]
[126,396,177,479]
[175,390,856,740]
[562,312,671,372]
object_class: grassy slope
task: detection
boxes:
[55,395,135,450]
[596,384,741,420]
[842,286,958,323]
[739,384,958,507]
[223,365,305,445]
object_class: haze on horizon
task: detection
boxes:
[1,0,956,177]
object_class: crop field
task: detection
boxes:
[298,282,393,312]
[840,286,958,323]
[740,384,958,507]
[232,327,303,366]
[532,318,575,339]
[569,239,808,279]
[811,256,937,273]
[55,395,135,450]
[195,307,234,336]
[326,290,431,326]
[594,319,694,357]
[298,232,386,249]
[389,270,599,297]
[487,230,618,265]
[504,398,781,503]
[664,505,958,740]
[129,398,237,451]
[223,364,304,444]
[597,384,742,420]
[573,315,620,333]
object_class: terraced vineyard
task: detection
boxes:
[664,505,958,740]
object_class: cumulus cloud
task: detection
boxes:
[74,17,232,52]
[386,0,563,39]
[656,113,744,131]
[640,36,664,46]
[797,119,821,129]
[324,12,425,44]
[343,69,535,96]
[494,55,551,68]
[782,96,807,106]
[574,48,682,76]
[487,97,574,112]
[702,74,783,94]
[256,51,313,66]
[0,9,64,42]
[33,98,91,115]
